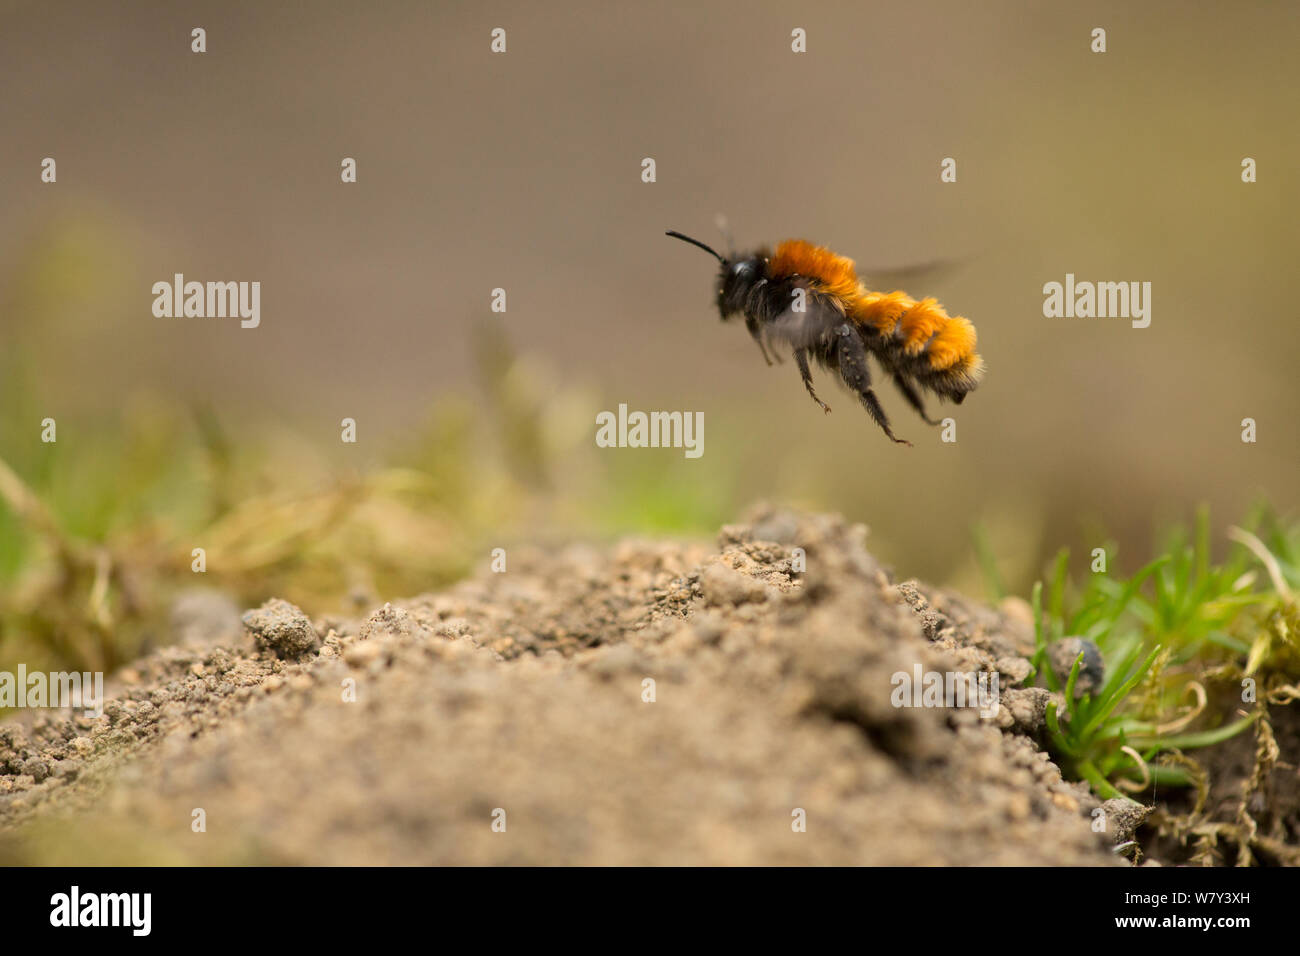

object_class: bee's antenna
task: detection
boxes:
[666,230,725,263]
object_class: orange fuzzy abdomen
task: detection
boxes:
[853,290,913,334]
[897,298,948,355]
[925,315,978,371]
[765,239,982,377]
[851,289,980,372]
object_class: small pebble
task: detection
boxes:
[1048,637,1105,696]
[242,599,319,659]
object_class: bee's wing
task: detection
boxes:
[859,256,967,290]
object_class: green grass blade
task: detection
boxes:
[1129,712,1260,751]
[1078,645,1163,742]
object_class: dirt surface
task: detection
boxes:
[0,509,1138,865]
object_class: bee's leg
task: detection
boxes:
[794,348,831,413]
[745,314,780,365]
[891,372,942,426]
[834,324,910,446]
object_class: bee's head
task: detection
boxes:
[715,256,767,320]
[666,230,767,321]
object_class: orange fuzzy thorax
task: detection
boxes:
[767,239,861,302]
[766,239,982,375]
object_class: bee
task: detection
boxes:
[666,229,984,445]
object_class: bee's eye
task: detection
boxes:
[730,262,751,277]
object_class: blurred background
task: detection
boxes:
[1,0,1296,671]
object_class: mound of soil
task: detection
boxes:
[0,509,1175,864]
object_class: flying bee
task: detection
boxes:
[666,229,985,445]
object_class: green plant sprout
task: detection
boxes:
[1026,507,1297,802]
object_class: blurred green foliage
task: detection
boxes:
[0,241,742,676]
